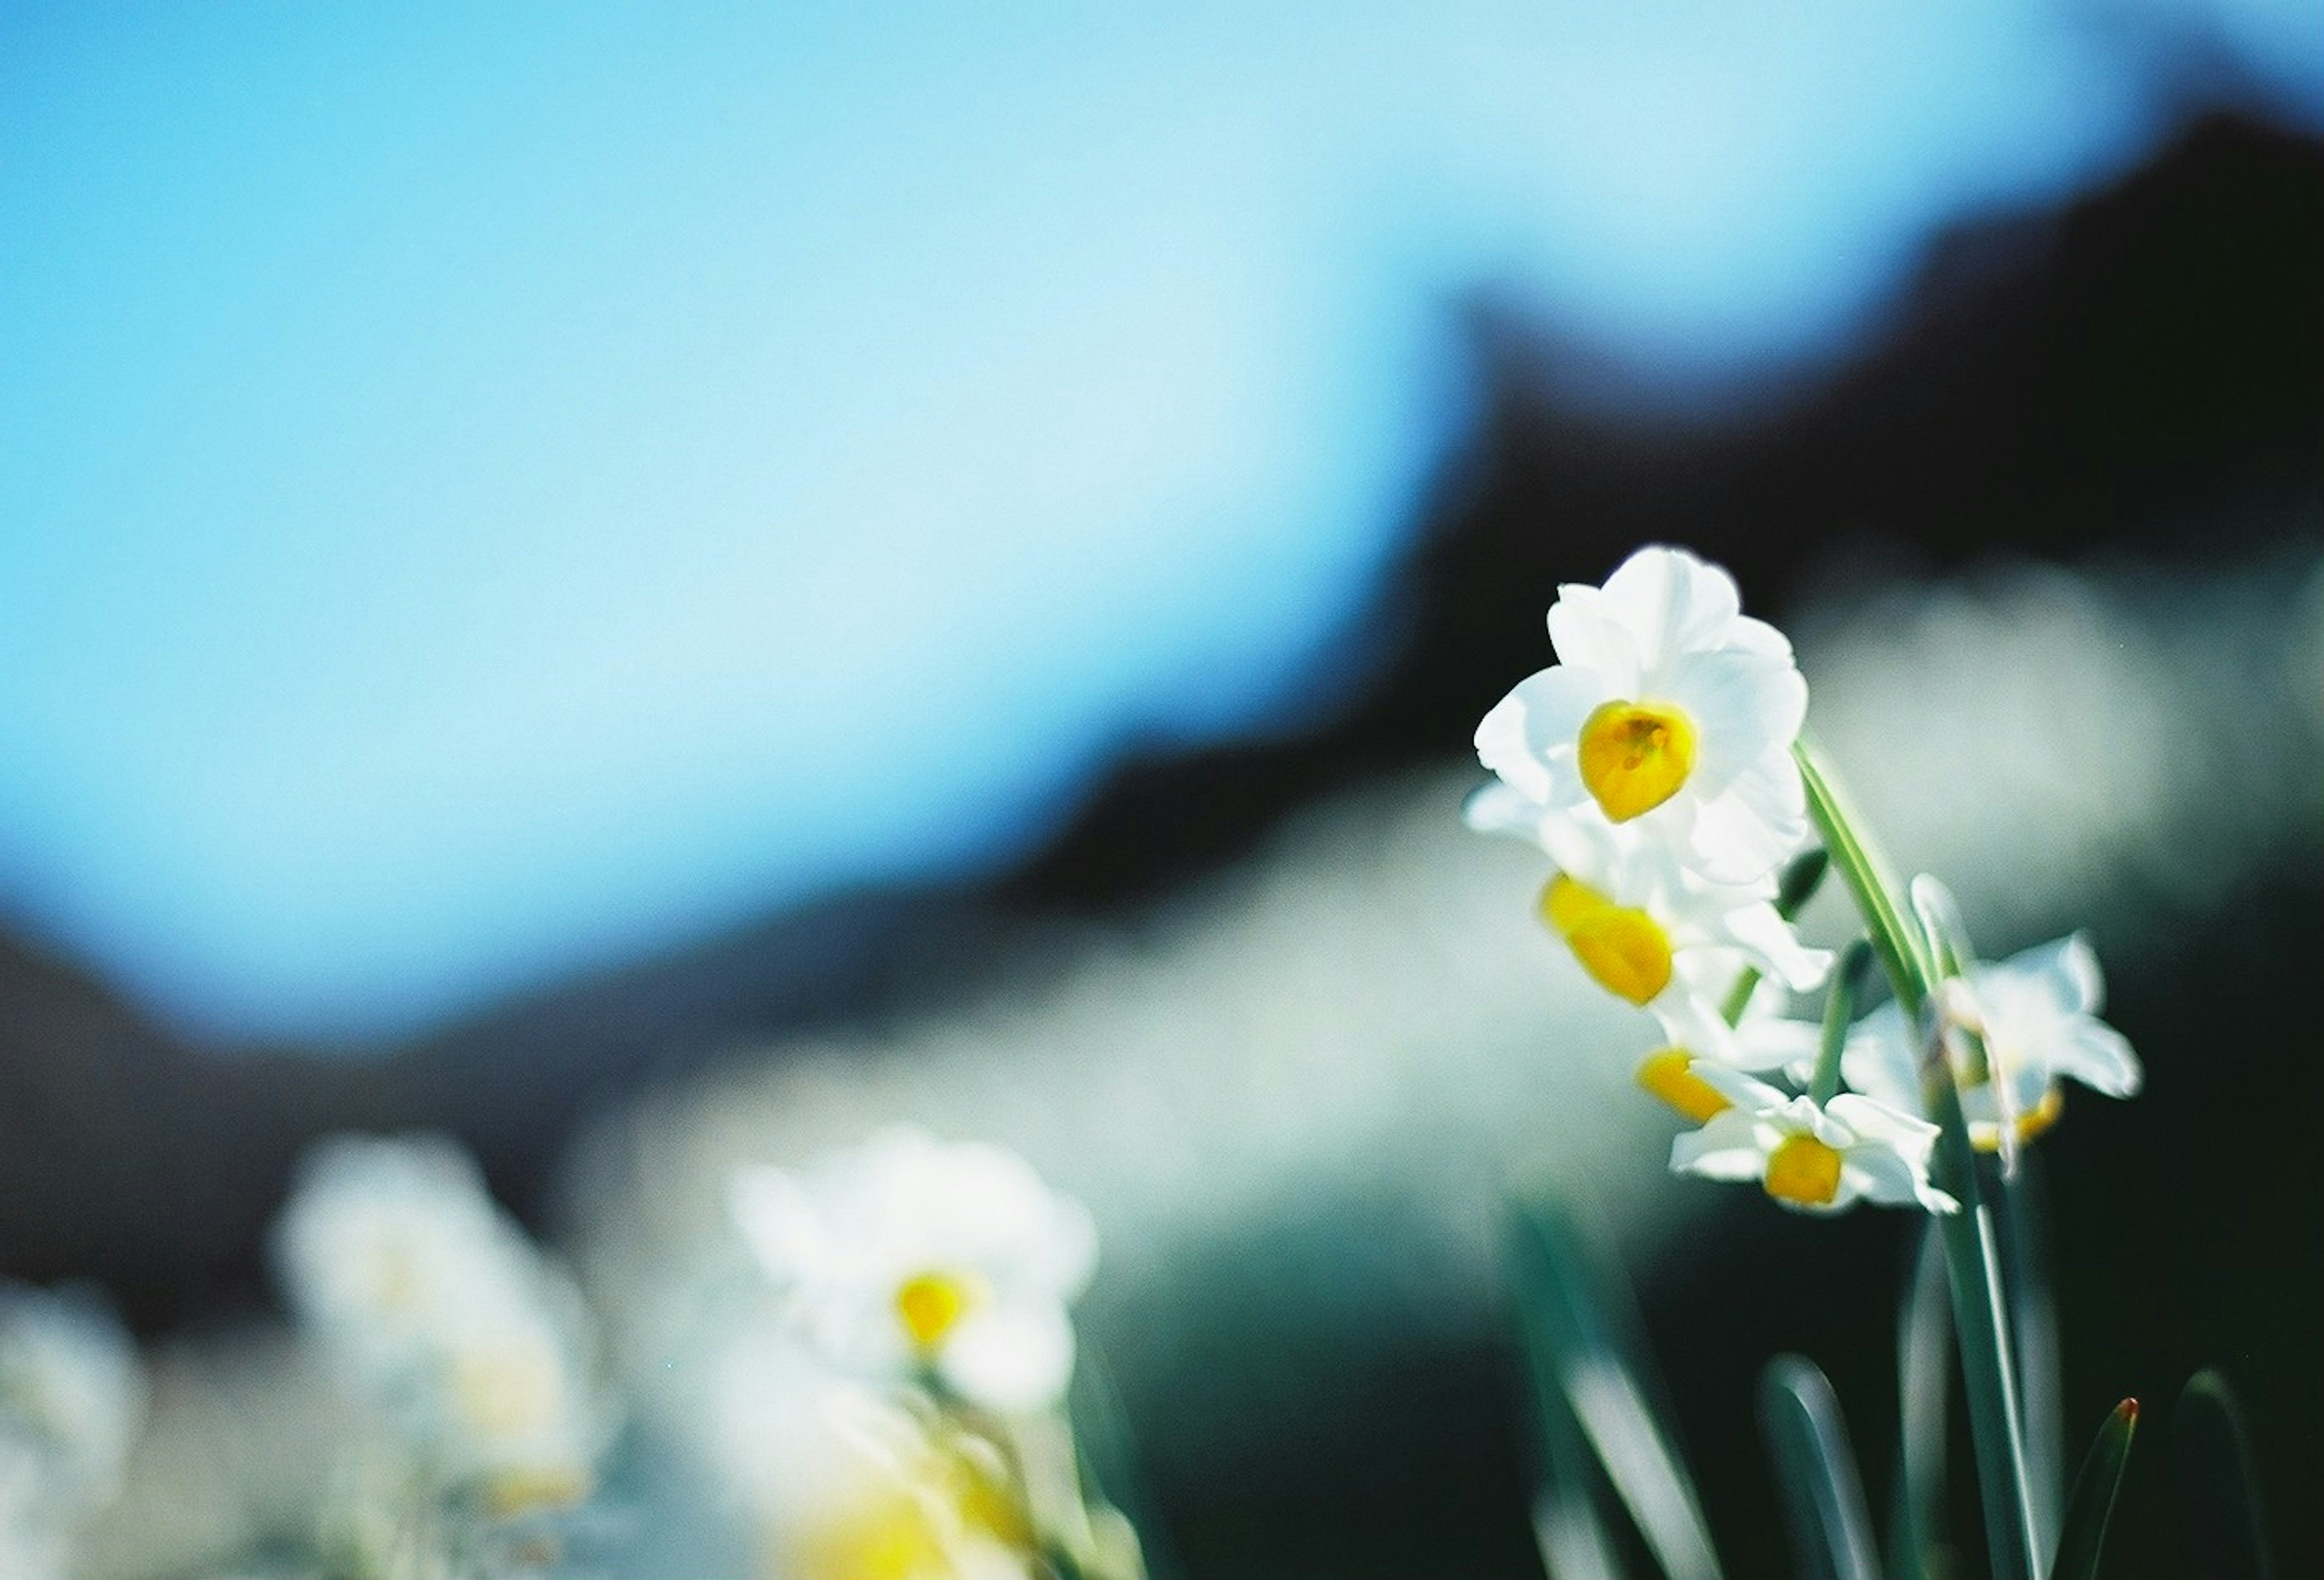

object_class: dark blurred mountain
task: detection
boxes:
[1,112,2316,1342]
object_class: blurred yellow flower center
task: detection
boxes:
[483,1463,592,1519]
[896,1271,976,1350]
[1577,701,1698,821]
[1763,1135,1843,1207]
[1971,1087,2064,1153]
[1541,874,1673,1005]
[451,1343,563,1440]
[1635,1049,1730,1124]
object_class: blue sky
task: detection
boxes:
[2,2,2316,1044]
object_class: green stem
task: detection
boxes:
[1793,737,2040,1580]
[1792,739,1932,1015]
[1810,940,1871,1106]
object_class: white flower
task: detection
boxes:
[730,1129,1097,1415]
[1633,982,1823,1123]
[1670,1066,1958,1215]
[272,1133,611,1515]
[1842,933,2141,1150]
[709,1348,1033,1580]
[1474,546,1811,882]
[1467,801,1830,1059]
[274,1133,531,1380]
[0,1282,145,1522]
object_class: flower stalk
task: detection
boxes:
[1794,738,2041,1580]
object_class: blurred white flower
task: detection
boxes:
[1474,545,1810,882]
[272,1133,611,1517]
[731,1129,1097,1415]
[706,1338,1032,1580]
[0,1282,146,1513]
[1468,804,1830,1060]
[1843,933,2141,1150]
[0,1282,145,1579]
[1669,1065,1957,1215]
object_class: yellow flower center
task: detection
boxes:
[451,1344,563,1441]
[895,1271,976,1351]
[1540,875,1674,1005]
[1635,1049,1731,1124]
[1763,1134,1843,1207]
[1577,700,1698,821]
[1969,1086,2064,1153]
[483,1464,592,1519]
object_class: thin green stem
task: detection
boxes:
[1793,739,1932,1016]
[1793,736,2039,1580]
[1810,940,1870,1106]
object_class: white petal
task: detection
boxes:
[1462,779,1549,841]
[1664,649,1807,793]
[2050,1020,2142,1098]
[1669,1112,1768,1182]
[729,1167,825,1283]
[1650,986,1742,1066]
[1840,1008,1919,1113]
[1725,1012,1822,1073]
[1598,546,1744,667]
[941,1303,1076,1415]
[1475,666,1603,805]
[1682,749,1811,882]
[2044,933,2107,1015]
[1688,1061,1790,1111]
[1723,902,1833,991]
[1546,583,1646,692]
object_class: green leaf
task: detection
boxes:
[1887,1222,1951,1580]
[1795,738,2040,1580]
[2173,1370,2274,1578]
[1759,1354,1881,1580]
[1067,1343,1173,1580]
[1993,1155,2063,1555]
[1508,1202,1723,1580]
[2050,1398,2136,1580]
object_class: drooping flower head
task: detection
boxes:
[1467,799,1831,1060]
[730,1129,1097,1416]
[1843,932,2140,1151]
[1475,546,1812,882]
[1668,1065,1958,1215]
[1633,979,1824,1123]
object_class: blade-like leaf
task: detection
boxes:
[1887,1221,1951,1580]
[1760,1354,1881,1580]
[2050,1398,2136,1580]
[1798,738,2040,1580]
[1994,1154,2063,1556]
[2173,1370,2273,1579]
[1509,1202,1723,1580]
[1067,1343,1173,1580]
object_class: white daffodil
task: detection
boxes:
[1474,545,1811,882]
[272,1133,611,1517]
[1669,1065,1958,1215]
[717,1361,1032,1580]
[730,1129,1097,1416]
[1469,797,1831,1059]
[1633,982,1823,1122]
[274,1133,534,1382]
[0,1279,145,1580]
[1843,933,2141,1151]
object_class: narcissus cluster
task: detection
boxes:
[1469,547,2141,1213]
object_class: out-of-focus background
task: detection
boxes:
[3,4,2319,1576]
